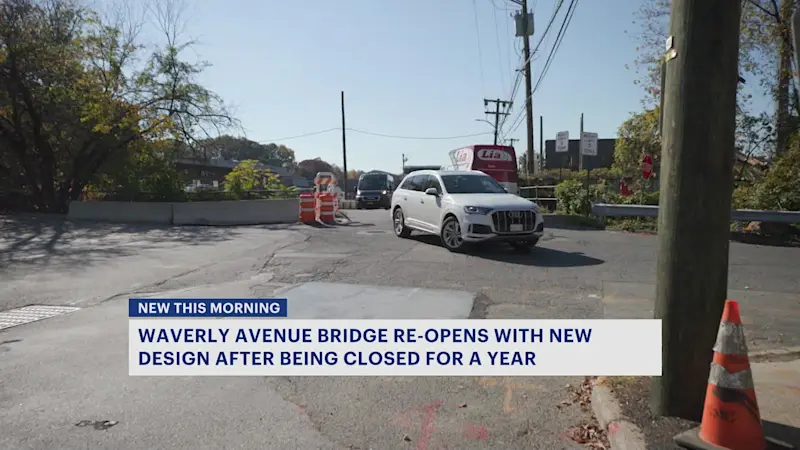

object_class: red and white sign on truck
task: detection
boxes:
[448,145,520,194]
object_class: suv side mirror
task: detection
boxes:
[424,187,439,196]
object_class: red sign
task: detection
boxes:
[642,154,653,179]
[476,149,513,162]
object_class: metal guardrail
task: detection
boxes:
[519,185,558,203]
[592,203,800,224]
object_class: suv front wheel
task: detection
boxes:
[440,216,465,252]
[393,207,412,238]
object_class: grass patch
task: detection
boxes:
[606,217,658,233]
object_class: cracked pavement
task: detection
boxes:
[1,211,799,449]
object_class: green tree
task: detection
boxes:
[752,137,800,210]
[0,0,238,212]
[90,139,185,198]
[613,108,661,178]
[630,0,796,156]
[223,160,267,193]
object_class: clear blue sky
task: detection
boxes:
[127,0,770,173]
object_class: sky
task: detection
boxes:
[108,0,772,173]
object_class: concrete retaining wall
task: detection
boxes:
[67,199,300,226]
[172,199,299,226]
[68,201,174,224]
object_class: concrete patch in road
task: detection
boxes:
[274,281,476,319]
[0,305,80,330]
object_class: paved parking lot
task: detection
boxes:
[1,211,799,449]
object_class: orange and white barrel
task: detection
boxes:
[317,193,336,223]
[298,192,316,223]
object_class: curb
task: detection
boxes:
[591,347,800,449]
[591,377,647,450]
[749,346,800,363]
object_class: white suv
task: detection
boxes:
[390,170,544,252]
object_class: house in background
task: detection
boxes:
[177,157,311,188]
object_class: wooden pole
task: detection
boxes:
[650,0,742,421]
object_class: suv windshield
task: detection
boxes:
[358,176,387,191]
[441,174,506,194]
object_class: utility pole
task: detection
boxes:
[578,113,584,171]
[505,138,519,147]
[402,153,408,172]
[539,116,544,172]
[651,0,741,421]
[341,91,348,196]
[484,98,512,145]
[520,1,535,175]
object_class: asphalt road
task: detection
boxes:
[1,211,799,449]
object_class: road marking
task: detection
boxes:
[479,377,542,413]
[0,305,80,331]
[463,422,488,440]
[392,401,444,450]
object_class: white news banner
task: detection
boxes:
[129,319,662,377]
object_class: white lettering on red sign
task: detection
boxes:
[476,149,512,162]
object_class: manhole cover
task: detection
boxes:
[0,305,80,331]
[358,230,391,235]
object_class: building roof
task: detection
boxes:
[177,157,291,176]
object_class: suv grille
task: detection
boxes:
[491,210,536,233]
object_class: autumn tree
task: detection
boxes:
[629,0,796,156]
[0,0,238,212]
[295,158,335,179]
[345,169,362,179]
[199,135,296,168]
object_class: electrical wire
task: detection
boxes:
[493,0,508,91]
[260,128,493,143]
[516,0,564,74]
[259,128,340,142]
[472,0,487,95]
[347,128,492,140]
[499,0,564,138]
[532,0,578,94]
[501,0,578,138]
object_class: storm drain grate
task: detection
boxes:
[0,305,80,331]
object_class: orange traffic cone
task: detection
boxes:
[675,300,767,450]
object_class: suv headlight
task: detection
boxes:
[464,206,492,215]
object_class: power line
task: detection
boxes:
[260,128,340,142]
[515,0,565,75]
[532,0,578,93]
[347,128,493,140]
[492,0,508,91]
[261,128,493,143]
[499,0,565,138]
[502,0,578,138]
[472,0,487,95]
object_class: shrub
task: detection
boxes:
[556,179,601,215]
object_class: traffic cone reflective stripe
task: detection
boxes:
[675,300,767,450]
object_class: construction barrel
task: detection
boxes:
[317,193,336,223]
[298,192,316,224]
